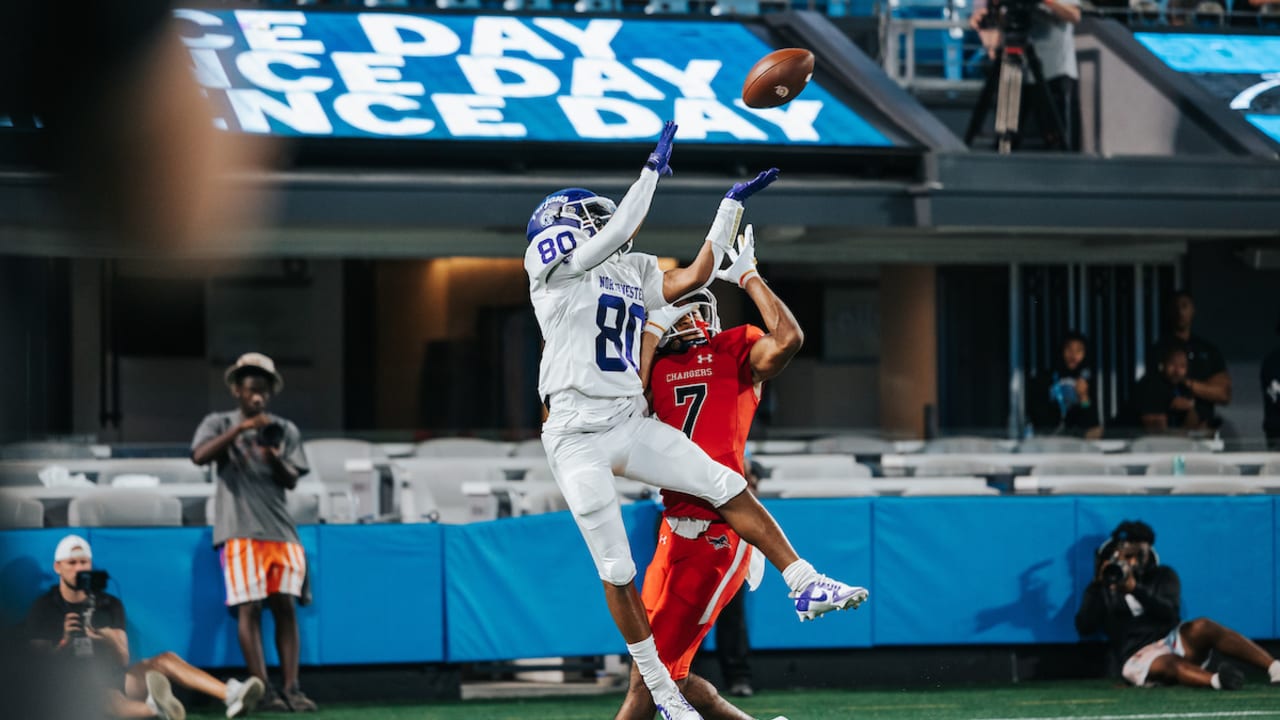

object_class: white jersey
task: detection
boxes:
[526,238,665,404]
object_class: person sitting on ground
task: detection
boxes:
[23,534,264,719]
[1075,520,1280,690]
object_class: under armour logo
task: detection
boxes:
[659,534,668,545]
[1268,380,1280,404]
[706,534,730,550]
[697,353,713,364]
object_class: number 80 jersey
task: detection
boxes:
[525,228,666,402]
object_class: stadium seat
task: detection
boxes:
[304,439,390,485]
[899,480,1000,497]
[1128,0,1162,25]
[757,454,869,480]
[1144,458,1241,476]
[395,458,507,524]
[0,461,69,487]
[1017,436,1094,454]
[1262,4,1280,28]
[912,458,1009,477]
[807,434,895,456]
[510,481,569,515]
[511,438,547,458]
[576,0,620,9]
[1047,479,1141,495]
[69,490,182,527]
[746,439,810,454]
[924,437,1008,454]
[99,459,209,485]
[1169,479,1262,495]
[1030,460,1129,476]
[0,442,97,461]
[522,461,555,483]
[1129,436,1213,453]
[644,0,691,12]
[759,479,876,498]
[436,0,481,8]
[412,438,513,458]
[710,0,760,13]
[0,492,44,528]
[1192,0,1225,25]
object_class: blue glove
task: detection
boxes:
[645,121,678,177]
[725,167,780,202]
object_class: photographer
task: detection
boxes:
[191,352,315,712]
[1075,521,1280,690]
[969,0,1082,151]
[23,535,264,718]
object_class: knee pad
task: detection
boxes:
[599,552,637,586]
[579,502,637,585]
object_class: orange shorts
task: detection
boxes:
[641,519,752,680]
[220,538,306,606]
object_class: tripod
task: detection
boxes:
[964,38,1066,154]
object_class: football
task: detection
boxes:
[741,48,815,109]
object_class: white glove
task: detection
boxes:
[715,224,760,288]
[644,303,692,339]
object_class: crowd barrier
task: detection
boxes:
[0,496,1274,667]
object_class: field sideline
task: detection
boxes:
[186,680,1280,719]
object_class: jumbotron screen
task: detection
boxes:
[1135,32,1280,147]
[174,8,894,147]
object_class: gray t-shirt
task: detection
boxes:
[191,410,310,547]
[1029,0,1079,81]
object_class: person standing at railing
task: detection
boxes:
[191,353,316,713]
[1146,291,1231,430]
[970,0,1082,151]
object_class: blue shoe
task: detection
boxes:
[792,576,869,621]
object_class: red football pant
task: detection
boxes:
[641,520,752,680]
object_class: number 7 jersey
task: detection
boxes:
[525,234,666,403]
[649,324,766,519]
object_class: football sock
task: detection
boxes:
[1268,660,1280,683]
[627,636,675,695]
[1210,673,1222,690]
[782,559,819,594]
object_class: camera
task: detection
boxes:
[1101,556,1130,586]
[74,569,109,594]
[69,570,109,656]
[980,0,1040,43]
[258,422,285,448]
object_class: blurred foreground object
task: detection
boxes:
[0,1,273,254]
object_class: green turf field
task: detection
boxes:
[187,680,1280,720]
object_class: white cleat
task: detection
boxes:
[145,671,186,720]
[654,685,704,720]
[225,676,265,718]
[792,575,869,622]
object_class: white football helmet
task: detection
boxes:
[659,289,721,351]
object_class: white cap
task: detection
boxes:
[54,534,92,562]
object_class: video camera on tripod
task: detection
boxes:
[965,0,1068,153]
[978,0,1041,46]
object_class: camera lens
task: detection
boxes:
[259,423,285,447]
[1101,562,1126,585]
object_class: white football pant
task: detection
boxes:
[542,407,747,586]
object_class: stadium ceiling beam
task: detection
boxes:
[1,153,1277,260]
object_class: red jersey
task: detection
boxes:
[649,324,765,520]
